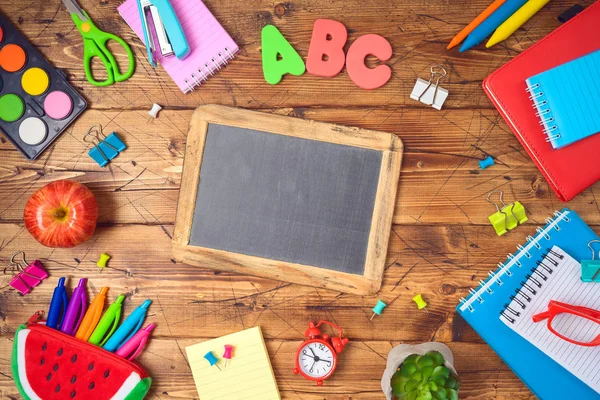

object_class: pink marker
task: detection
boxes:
[116,323,156,360]
[223,344,234,369]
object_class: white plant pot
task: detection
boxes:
[381,343,457,400]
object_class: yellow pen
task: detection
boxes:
[486,0,551,48]
[75,287,108,341]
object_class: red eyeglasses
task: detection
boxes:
[533,300,600,346]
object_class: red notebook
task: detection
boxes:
[483,1,600,202]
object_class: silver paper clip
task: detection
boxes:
[410,65,448,110]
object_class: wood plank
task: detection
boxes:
[1,109,599,225]
[2,223,599,343]
[0,338,534,399]
[0,0,589,109]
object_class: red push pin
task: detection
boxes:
[222,345,234,369]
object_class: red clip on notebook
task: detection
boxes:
[483,0,600,202]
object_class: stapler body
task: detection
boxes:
[137,0,190,67]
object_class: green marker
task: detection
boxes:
[88,295,125,346]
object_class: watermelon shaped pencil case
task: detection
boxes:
[12,317,152,400]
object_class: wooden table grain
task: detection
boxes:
[0,0,598,398]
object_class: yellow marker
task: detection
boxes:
[486,0,551,48]
[75,287,109,341]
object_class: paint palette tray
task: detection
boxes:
[0,13,87,160]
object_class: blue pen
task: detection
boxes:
[47,277,69,330]
[460,0,528,52]
[103,299,152,352]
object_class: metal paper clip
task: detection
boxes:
[4,251,49,295]
[410,65,448,110]
[582,240,600,282]
[85,124,125,167]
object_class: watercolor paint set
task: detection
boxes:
[0,13,87,160]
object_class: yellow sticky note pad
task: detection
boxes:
[185,326,281,400]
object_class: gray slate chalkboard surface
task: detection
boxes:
[189,123,383,275]
[173,105,403,294]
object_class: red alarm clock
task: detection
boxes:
[293,320,349,386]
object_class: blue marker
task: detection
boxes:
[460,0,528,52]
[47,277,69,330]
[103,299,152,352]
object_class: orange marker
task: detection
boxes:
[75,287,108,341]
[447,0,506,49]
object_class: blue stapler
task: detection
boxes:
[137,0,190,67]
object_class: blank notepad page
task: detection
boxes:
[526,50,600,149]
[185,327,281,400]
[501,246,600,394]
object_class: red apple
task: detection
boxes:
[24,180,98,248]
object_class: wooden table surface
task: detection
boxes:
[1,0,599,398]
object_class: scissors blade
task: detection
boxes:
[61,0,87,20]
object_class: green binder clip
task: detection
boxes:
[511,201,529,225]
[581,240,600,282]
[487,191,527,236]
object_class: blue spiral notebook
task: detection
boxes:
[457,209,600,399]
[527,50,600,149]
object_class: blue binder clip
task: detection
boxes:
[84,124,126,167]
[581,240,600,282]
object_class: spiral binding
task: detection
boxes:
[500,249,564,324]
[527,82,561,143]
[182,47,237,94]
[458,210,570,314]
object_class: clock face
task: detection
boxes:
[297,341,336,379]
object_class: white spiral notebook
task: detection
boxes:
[501,245,600,394]
[119,0,239,93]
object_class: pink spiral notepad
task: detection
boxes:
[118,0,239,93]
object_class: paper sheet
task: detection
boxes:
[185,327,281,400]
[501,246,600,394]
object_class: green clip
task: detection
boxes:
[512,201,528,224]
[501,203,519,231]
[487,191,527,236]
[488,211,507,236]
[581,240,600,282]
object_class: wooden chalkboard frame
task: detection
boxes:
[173,105,403,294]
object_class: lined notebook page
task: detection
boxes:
[501,246,600,394]
[118,0,238,93]
[526,49,600,149]
[185,327,281,400]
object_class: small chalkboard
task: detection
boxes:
[173,105,403,294]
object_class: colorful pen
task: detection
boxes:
[60,278,87,335]
[47,277,69,330]
[103,299,152,352]
[89,294,125,346]
[486,0,551,48]
[76,287,108,341]
[460,0,528,52]
[115,323,156,360]
[447,0,506,49]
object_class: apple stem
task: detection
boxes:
[54,210,66,219]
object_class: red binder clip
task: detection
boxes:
[4,251,48,295]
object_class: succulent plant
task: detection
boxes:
[390,350,460,400]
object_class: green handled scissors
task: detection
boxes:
[61,0,135,86]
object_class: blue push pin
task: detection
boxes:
[370,300,387,321]
[204,351,222,370]
[479,156,494,170]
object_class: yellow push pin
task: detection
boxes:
[96,253,111,272]
[413,294,427,310]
